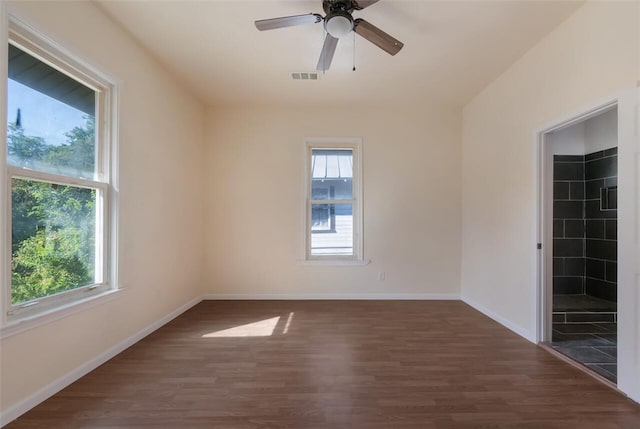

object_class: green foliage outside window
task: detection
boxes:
[8,117,97,304]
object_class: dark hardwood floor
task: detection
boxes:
[6,300,640,428]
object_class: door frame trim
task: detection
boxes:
[535,97,619,345]
[535,88,639,402]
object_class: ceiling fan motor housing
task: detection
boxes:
[322,0,357,15]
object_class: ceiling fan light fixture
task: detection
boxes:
[325,12,353,38]
[255,1,404,72]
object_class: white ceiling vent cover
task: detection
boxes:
[292,72,319,81]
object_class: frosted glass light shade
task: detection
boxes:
[325,15,353,38]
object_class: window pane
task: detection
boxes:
[311,149,353,200]
[311,204,331,231]
[7,44,96,179]
[311,203,353,256]
[11,178,96,304]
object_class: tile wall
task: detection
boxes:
[552,148,617,302]
[553,155,586,295]
[584,148,617,302]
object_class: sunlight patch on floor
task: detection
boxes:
[283,312,294,334]
[202,316,281,338]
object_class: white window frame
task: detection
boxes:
[304,137,365,263]
[1,14,119,331]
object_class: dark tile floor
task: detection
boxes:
[553,294,617,312]
[551,295,617,383]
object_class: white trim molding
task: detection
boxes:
[1,288,125,339]
[1,293,466,426]
[303,137,365,262]
[0,0,9,328]
[533,92,625,344]
[3,14,120,324]
[461,294,536,343]
[296,259,371,266]
[7,291,615,426]
[0,295,202,427]
[532,88,640,403]
[203,293,461,301]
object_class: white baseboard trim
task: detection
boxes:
[2,292,537,427]
[202,293,461,300]
[0,295,203,428]
[461,295,535,343]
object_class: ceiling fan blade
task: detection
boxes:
[316,34,339,72]
[255,13,322,31]
[352,0,380,10]
[353,18,404,55]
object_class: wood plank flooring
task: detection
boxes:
[6,300,640,428]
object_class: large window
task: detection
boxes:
[305,138,362,260]
[3,21,116,323]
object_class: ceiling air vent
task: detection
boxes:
[292,71,319,81]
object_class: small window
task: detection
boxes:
[305,139,362,260]
[3,20,117,323]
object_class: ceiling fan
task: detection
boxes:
[255,0,404,72]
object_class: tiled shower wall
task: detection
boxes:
[553,155,586,295]
[585,148,617,302]
[552,148,618,302]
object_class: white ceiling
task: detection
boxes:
[96,0,582,108]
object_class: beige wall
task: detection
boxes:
[584,108,618,154]
[4,0,637,420]
[1,0,205,414]
[461,1,639,338]
[204,106,462,298]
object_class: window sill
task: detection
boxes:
[1,288,125,339]
[297,259,371,266]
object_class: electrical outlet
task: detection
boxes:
[378,272,386,281]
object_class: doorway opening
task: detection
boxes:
[540,104,618,383]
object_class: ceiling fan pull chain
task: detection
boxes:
[353,31,356,71]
